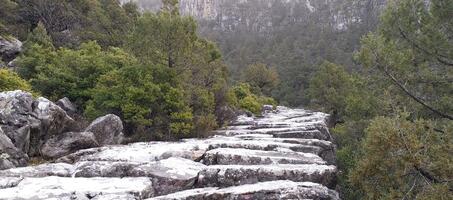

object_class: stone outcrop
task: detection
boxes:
[126,0,386,33]
[0,36,22,63]
[0,91,128,168]
[41,132,99,159]
[0,91,76,158]
[0,106,338,199]
[84,114,124,145]
[0,127,28,170]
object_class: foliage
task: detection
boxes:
[86,64,193,138]
[308,62,354,116]
[0,69,32,92]
[23,22,54,50]
[240,63,279,96]
[192,0,385,106]
[9,0,137,47]
[231,83,277,115]
[128,11,197,69]
[0,0,18,36]
[350,115,453,199]
[127,6,231,136]
[307,0,453,199]
[17,41,137,106]
[77,0,137,47]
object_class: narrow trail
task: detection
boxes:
[0,106,339,200]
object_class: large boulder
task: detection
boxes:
[85,114,124,145]
[0,91,76,157]
[0,36,22,63]
[0,128,28,170]
[0,91,39,154]
[41,132,99,159]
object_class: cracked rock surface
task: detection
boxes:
[0,106,339,199]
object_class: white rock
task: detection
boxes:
[0,176,154,200]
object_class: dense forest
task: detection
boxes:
[0,0,452,199]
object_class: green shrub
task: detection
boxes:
[86,64,193,138]
[0,69,32,92]
[231,83,277,115]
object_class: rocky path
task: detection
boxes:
[0,106,339,200]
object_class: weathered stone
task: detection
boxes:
[41,132,99,159]
[56,97,77,114]
[0,36,22,63]
[129,157,207,196]
[0,177,23,189]
[58,141,209,164]
[203,148,325,165]
[0,163,74,177]
[197,164,337,188]
[205,136,326,156]
[0,91,76,156]
[73,161,141,177]
[0,176,154,200]
[262,104,274,113]
[150,180,339,200]
[0,127,28,170]
[33,97,76,137]
[85,114,124,145]
[91,194,138,200]
[0,91,38,152]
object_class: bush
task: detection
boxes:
[0,69,32,92]
[86,64,193,139]
[231,83,277,115]
[17,41,137,107]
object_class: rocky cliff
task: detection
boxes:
[0,100,338,199]
[124,0,386,32]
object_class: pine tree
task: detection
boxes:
[24,22,54,50]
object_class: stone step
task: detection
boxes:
[202,148,326,165]
[204,136,325,155]
[0,158,207,197]
[235,137,336,164]
[248,123,292,129]
[197,164,336,189]
[57,141,210,164]
[272,130,330,140]
[149,180,339,200]
[0,176,154,200]
[218,125,329,137]
[0,163,74,177]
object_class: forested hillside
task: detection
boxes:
[127,0,387,105]
[0,0,274,141]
